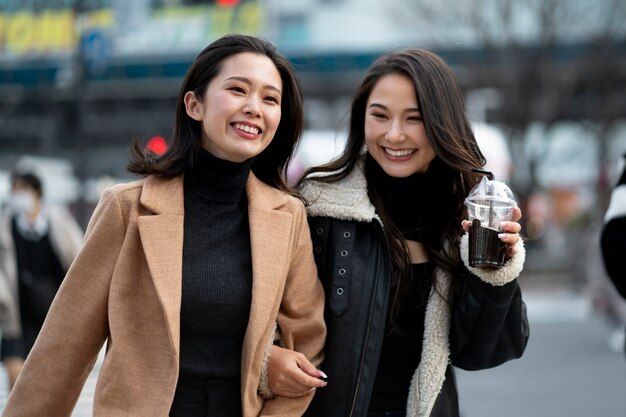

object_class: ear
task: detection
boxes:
[184,91,203,121]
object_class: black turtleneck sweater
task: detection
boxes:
[367,155,449,412]
[366,153,455,245]
[178,150,254,381]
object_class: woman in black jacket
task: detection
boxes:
[267,48,529,417]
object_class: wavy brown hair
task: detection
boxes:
[300,48,487,319]
[127,34,304,193]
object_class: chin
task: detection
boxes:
[381,167,415,178]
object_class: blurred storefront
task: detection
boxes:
[0,0,625,233]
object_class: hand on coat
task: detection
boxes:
[268,345,327,397]
[462,206,522,259]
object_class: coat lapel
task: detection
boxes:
[243,174,293,365]
[135,173,293,367]
[137,175,185,357]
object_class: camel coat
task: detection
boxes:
[2,173,326,417]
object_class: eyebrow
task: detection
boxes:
[368,103,420,113]
[225,76,282,94]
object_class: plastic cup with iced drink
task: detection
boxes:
[464,170,517,269]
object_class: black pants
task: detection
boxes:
[169,379,242,417]
[367,412,404,417]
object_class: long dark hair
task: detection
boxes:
[300,48,486,318]
[128,34,304,193]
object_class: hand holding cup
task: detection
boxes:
[462,173,522,269]
[462,206,522,259]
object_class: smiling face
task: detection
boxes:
[364,73,436,178]
[184,52,283,163]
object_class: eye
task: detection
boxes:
[228,86,246,94]
[370,112,388,120]
[407,114,423,122]
[265,95,280,104]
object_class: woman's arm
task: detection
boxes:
[452,207,529,369]
[450,269,529,369]
[259,203,327,415]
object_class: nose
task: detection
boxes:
[244,96,262,118]
[385,121,405,143]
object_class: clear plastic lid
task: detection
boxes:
[465,176,517,206]
[464,175,517,228]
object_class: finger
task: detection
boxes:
[293,372,328,389]
[461,220,471,232]
[498,232,519,244]
[499,221,521,234]
[281,387,316,398]
[511,206,522,222]
[497,234,519,258]
[498,234,519,258]
[291,364,328,389]
[286,387,316,398]
[271,375,318,396]
[296,356,323,378]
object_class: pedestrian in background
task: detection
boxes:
[0,171,84,390]
[269,48,529,417]
[1,34,326,417]
[600,152,626,358]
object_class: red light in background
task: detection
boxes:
[146,136,167,155]
[217,0,240,6]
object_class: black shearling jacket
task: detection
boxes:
[301,162,529,417]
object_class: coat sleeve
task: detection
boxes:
[600,162,626,299]
[450,235,529,370]
[2,188,126,417]
[48,205,85,273]
[258,202,327,416]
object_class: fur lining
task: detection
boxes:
[258,323,278,399]
[605,185,626,222]
[300,162,380,223]
[460,234,525,286]
[407,270,452,417]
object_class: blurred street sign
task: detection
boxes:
[80,30,111,75]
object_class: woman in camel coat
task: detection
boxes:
[2,34,326,417]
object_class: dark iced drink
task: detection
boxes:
[468,219,507,269]
[464,173,517,270]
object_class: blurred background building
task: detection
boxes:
[0,0,625,257]
[1,0,626,275]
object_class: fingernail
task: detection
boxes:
[318,370,328,379]
[498,234,506,239]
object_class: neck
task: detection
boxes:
[25,203,42,223]
[186,149,254,203]
[367,153,430,241]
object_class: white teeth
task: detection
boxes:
[384,148,415,157]
[234,123,259,135]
